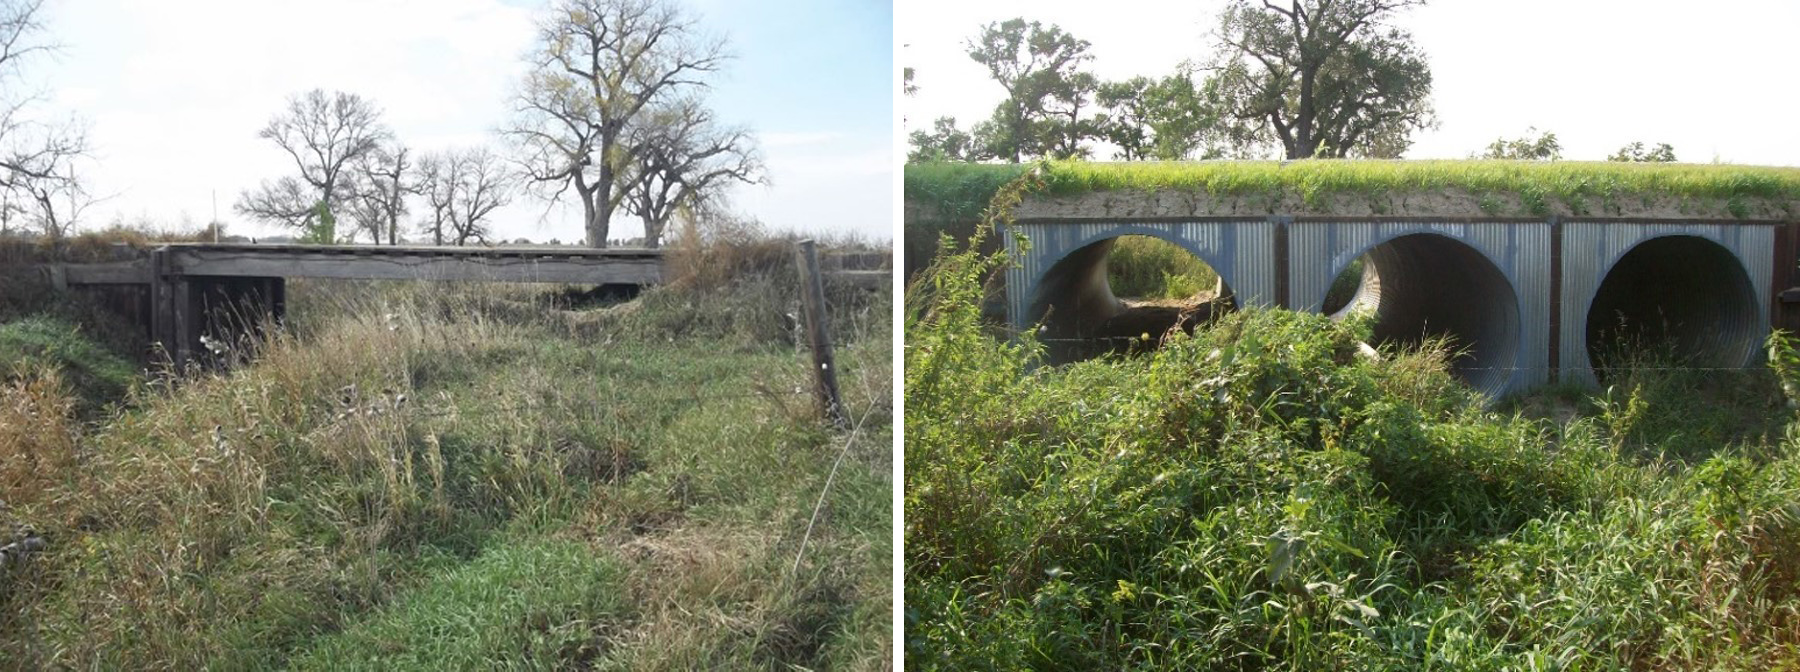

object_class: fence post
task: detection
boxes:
[795,239,848,428]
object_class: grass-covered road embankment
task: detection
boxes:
[0,239,892,669]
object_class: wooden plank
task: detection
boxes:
[162,242,664,260]
[825,269,889,290]
[149,249,172,361]
[172,277,195,370]
[169,249,665,284]
[59,261,152,285]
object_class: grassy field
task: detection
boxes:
[905,231,1800,669]
[0,237,892,669]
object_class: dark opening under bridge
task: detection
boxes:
[35,243,666,369]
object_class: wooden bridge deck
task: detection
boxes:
[24,242,885,369]
[54,243,666,286]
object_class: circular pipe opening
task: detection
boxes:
[1585,235,1759,374]
[1028,235,1235,361]
[1328,233,1521,397]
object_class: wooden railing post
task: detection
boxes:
[795,239,848,428]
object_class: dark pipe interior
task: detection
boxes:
[1585,235,1758,373]
[1331,234,1521,397]
[1028,237,1234,361]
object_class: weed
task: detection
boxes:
[906,217,1800,668]
[0,235,892,668]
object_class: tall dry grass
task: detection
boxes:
[0,223,892,668]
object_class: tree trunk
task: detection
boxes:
[645,218,663,249]
[586,208,609,248]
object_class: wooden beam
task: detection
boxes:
[149,249,173,363]
[60,261,151,285]
[168,248,664,285]
[825,269,889,290]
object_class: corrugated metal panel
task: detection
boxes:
[1561,221,1774,385]
[1008,219,1275,328]
[1287,219,1552,398]
[1009,216,1774,398]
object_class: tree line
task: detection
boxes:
[909,0,1675,164]
[0,0,762,249]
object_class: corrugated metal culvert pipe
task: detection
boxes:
[1333,233,1521,398]
[1027,236,1238,362]
[1586,235,1761,374]
[1027,237,1125,340]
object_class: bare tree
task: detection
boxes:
[626,98,761,248]
[506,0,726,248]
[15,152,92,238]
[1,0,88,239]
[235,89,389,242]
[417,147,514,246]
[346,144,414,245]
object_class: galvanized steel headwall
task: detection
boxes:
[1005,216,1781,399]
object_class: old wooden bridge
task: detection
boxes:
[36,243,666,368]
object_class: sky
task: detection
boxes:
[22,0,893,243]
[900,0,1800,166]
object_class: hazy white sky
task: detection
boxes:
[24,0,893,243]
[900,0,1800,165]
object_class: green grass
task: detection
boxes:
[0,244,892,669]
[905,159,1800,224]
[902,162,1034,222]
[905,235,1800,670]
[289,536,625,670]
[1105,235,1220,300]
[0,316,137,415]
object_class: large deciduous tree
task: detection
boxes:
[1609,141,1676,163]
[625,98,760,248]
[1206,0,1435,159]
[1095,71,1221,161]
[907,117,977,163]
[508,0,726,248]
[1,0,88,239]
[966,18,1095,162]
[346,145,414,245]
[1477,127,1561,160]
[236,89,389,242]
[416,147,514,247]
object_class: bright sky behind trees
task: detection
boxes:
[901,0,1800,166]
[25,0,892,242]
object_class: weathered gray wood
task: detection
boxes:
[60,261,151,284]
[52,244,666,286]
[172,277,194,371]
[168,249,664,284]
[825,269,888,290]
[149,249,172,362]
[795,239,848,428]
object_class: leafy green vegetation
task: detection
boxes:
[905,160,1800,225]
[289,537,625,669]
[902,163,1032,278]
[1,242,891,669]
[905,234,1800,669]
[1104,235,1219,300]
